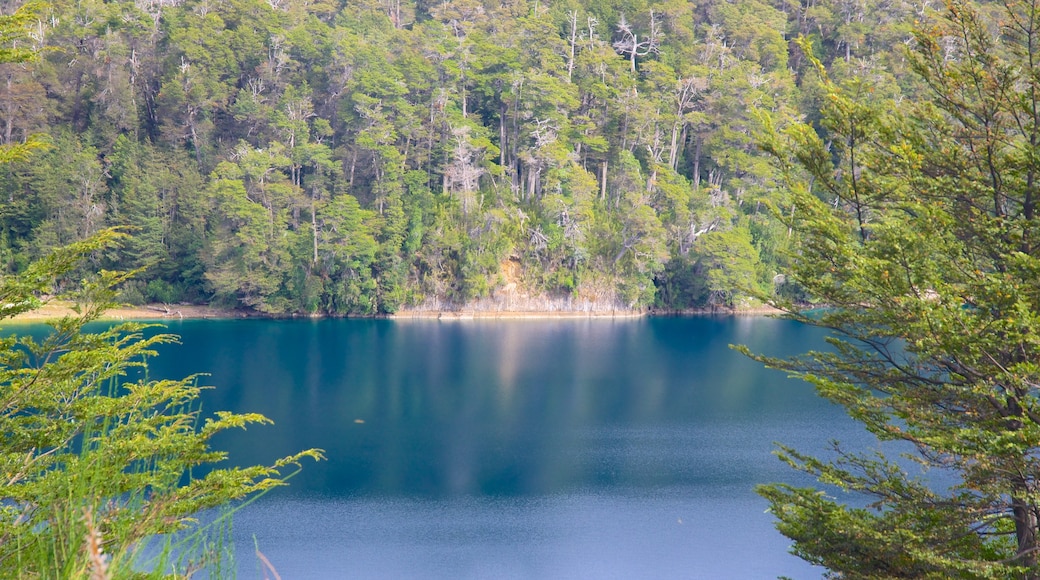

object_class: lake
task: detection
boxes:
[134,317,866,577]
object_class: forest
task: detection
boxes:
[0,0,923,314]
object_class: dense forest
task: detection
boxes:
[0,0,922,314]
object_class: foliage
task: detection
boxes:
[0,229,323,576]
[0,1,48,164]
[0,0,856,313]
[746,0,1040,576]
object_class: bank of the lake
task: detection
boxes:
[3,300,255,322]
[6,300,784,323]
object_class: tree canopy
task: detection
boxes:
[0,0,897,313]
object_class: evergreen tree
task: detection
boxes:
[747,0,1040,576]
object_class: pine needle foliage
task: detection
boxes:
[0,229,323,577]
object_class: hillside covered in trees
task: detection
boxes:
[0,0,923,314]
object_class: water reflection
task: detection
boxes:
[137,318,845,497]
[112,316,856,577]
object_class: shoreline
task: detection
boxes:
[391,310,646,320]
[2,301,784,323]
[1,301,256,323]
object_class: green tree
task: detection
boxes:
[691,223,760,307]
[0,230,322,576]
[203,160,293,312]
[21,133,108,258]
[0,0,48,164]
[317,192,379,313]
[748,0,1040,576]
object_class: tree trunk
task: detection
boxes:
[692,137,702,193]
[349,150,357,188]
[669,121,680,170]
[499,108,506,167]
[311,199,318,265]
[630,35,637,72]
[567,10,577,83]
[1012,482,1040,579]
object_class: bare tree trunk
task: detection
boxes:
[630,34,637,72]
[692,137,702,193]
[349,150,357,188]
[311,200,318,265]
[668,122,680,170]
[499,110,506,167]
[567,10,578,83]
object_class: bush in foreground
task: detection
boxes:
[0,230,323,577]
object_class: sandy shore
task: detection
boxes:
[3,301,254,323]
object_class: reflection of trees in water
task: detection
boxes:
[148,318,835,497]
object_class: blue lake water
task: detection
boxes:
[37,315,873,578]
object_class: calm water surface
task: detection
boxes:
[135,316,865,578]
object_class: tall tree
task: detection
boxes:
[748,0,1040,576]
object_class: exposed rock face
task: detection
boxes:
[395,295,643,318]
